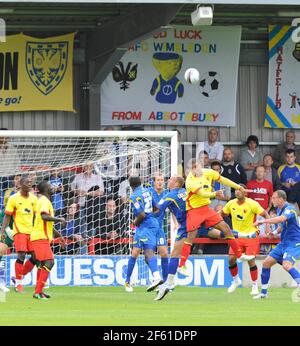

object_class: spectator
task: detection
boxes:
[273,130,300,169]
[55,203,84,255]
[118,168,138,205]
[198,150,210,169]
[48,169,65,217]
[250,154,281,191]
[95,198,127,255]
[221,147,247,199]
[71,162,105,252]
[2,174,21,209]
[259,209,280,255]
[210,161,231,208]
[240,135,262,181]
[278,149,300,198]
[0,128,21,205]
[196,127,224,164]
[247,166,273,211]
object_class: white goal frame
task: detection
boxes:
[0,130,179,250]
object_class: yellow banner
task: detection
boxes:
[0,33,74,112]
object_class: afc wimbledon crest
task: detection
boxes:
[26,41,68,95]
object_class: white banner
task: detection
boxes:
[265,25,300,128]
[101,26,241,127]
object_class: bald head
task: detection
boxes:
[168,175,185,190]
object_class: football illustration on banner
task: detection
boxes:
[184,68,200,85]
[199,71,221,97]
[112,61,138,91]
[150,52,184,104]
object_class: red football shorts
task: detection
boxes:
[13,233,33,253]
[229,238,260,256]
[186,205,223,232]
[31,239,54,261]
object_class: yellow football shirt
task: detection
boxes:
[186,169,220,210]
[31,195,54,242]
[5,191,37,235]
[222,197,264,234]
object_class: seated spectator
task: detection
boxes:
[95,198,127,255]
[247,166,273,211]
[118,168,138,205]
[289,180,300,209]
[2,174,21,209]
[70,162,105,255]
[48,169,65,217]
[221,147,247,199]
[240,135,262,181]
[251,154,281,191]
[55,203,84,255]
[278,149,300,198]
[198,150,210,169]
[273,130,300,169]
[258,209,280,255]
[210,161,231,208]
[196,127,224,164]
[0,128,21,196]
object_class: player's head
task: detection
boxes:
[129,176,142,190]
[168,175,184,190]
[38,180,52,196]
[285,149,296,166]
[255,165,265,181]
[235,184,247,200]
[188,158,202,176]
[223,147,234,163]
[153,171,165,191]
[13,174,22,189]
[20,175,33,193]
[271,190,287,207]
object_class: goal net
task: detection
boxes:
[0,131,177,287]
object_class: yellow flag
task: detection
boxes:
[0,33,74,112]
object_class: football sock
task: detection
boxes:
[261,267,270,295]
[35,266,50,294]
[169,257,179,275]
[288,267,300,285]
[125,256,136,283]
[250,265,258,282]
[15,259,24,281]
[23,258,36,276]
[229,263,238,278]
[179,242,192,267]
[161,257,169,282]
[226,238,242,258]
[147,256,159,277]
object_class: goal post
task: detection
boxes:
[0,130,178,285]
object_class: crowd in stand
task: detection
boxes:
[1,127,300,256]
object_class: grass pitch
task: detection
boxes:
[0,286,299,326]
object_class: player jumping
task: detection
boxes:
[125,176,163,293]
[178,160,255,276]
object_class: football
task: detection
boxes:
[199,71,221,97]
[184,68,200,85]
[5,226,14,240]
